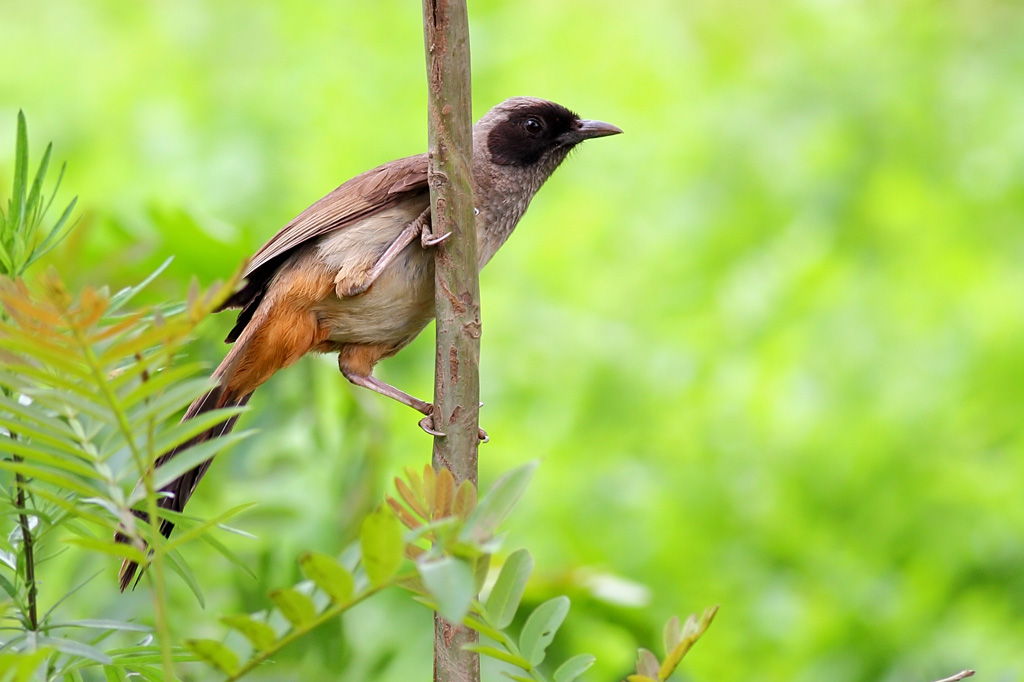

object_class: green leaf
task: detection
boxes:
[56,619,150,633]
[119,375,218,424]
[122,666,162,682]
[462,615,509,645]
[36,635,113,664]
[0,331,94,382]
[141,429,254,496]
[160,503,257,555]
[418,556,475,622]
[461,461,537,543]
[269,587,317,626]
[113,364,203,413]
[165,549,205,608]
[500,674,534,682]
[360,506,403,586]
[0,647,49,682]
[0,242,13,274]
[519,596,571,667]
[0,433,103,481]
[0,391,79,438]
[9,111,29,237]
[26,484,110,529]
[23,197,76,270]
[4,383,108,422]
[0,458,100,497]
[461,643,530,669]
[185,638,239,675]
[554,654,596,682]
[299,550,354,604]
[103,665,127,682]
[148,406,249,457]
[0,571,17,598]
[486,548,534,629]
[25,142,51,225]
[63,535,147,564]
[221,614,276,652]
[201,532,257,579]
[107,257,174,315]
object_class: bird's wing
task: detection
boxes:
[220,153,429,313]
[242,153,429,284]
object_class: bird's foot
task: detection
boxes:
[417,410,489,442]
[337,275,372,298]
[420,229,452,248]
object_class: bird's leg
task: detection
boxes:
[338,208,450,298]
[338,354,487,442]
[337,215,422,298]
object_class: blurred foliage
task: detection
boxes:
[0,233,248,679]
[1,0,1023,680]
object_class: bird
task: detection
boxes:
[118,97,622,590]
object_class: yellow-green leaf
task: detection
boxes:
[269,588,316,627]
[220,614,276,652]
[185,639,239,675]
[299,550,354,604]
[360,507,403,586]
[657,606,718,679]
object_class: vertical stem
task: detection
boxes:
[421,1,480,682]
[14,464,38,630]
[140,361,176,680]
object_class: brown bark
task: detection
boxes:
[421,1,480,681]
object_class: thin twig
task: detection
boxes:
[931,671,975,682]
[227,573,417,681]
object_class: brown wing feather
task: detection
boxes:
[218,154,429,324]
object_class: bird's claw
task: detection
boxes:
[417,415,489,443]
[418,415,446,437]
[421,230,452,248]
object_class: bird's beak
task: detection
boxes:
[575,119,623,139]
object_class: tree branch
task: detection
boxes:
[421,1,479,681]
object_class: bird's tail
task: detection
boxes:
[117,344,253,591]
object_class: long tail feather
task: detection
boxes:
[117,346,253,591]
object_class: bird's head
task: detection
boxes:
[474,97,622,182]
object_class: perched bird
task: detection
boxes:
[118,97,621,589]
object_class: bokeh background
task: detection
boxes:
[2,0,1024,680]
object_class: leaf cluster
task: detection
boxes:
[0,263,248,680]
[0,112,76,278]
[189,463,716,682]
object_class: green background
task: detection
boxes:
[2,0,1023,680]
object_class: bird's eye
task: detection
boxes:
[523,117,543,135]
